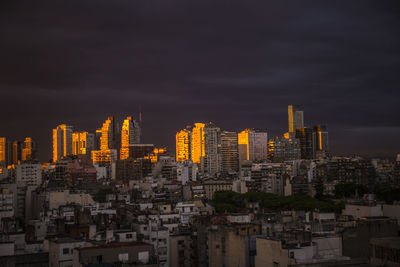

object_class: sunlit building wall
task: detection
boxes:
[288,105,304,135]
[21,137,35,162]
[238,129,268,166]
[0,137,6,167]
[268,137,301,161]
[221,131,239,173]
[204,122,222,175]
[12,140,22,165]
[191,123,205,164]
[176,128,191,162]
[100,117,114,151]
[120,116,141,160]
[53,124,73,162]
[313,125,328,158]
[91,149,118,166]
[72,132,95,157]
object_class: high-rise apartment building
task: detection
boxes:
[313,125,329,158]
[268,137,301,162]
[221,131,239,173]
[12,140,22,164]
[21,137,36,162]
[238,129,268,166]
[72,132,95,157]
[0,137,6,167]
[191,123,205,164]
[91,116,120,165]
[100,116,119,151]
[288,105,304,134]
[203,122,222,176]
[296,127,314,159]
[53,124,73,162]
[176,128,191,162]
[120,116,141,160]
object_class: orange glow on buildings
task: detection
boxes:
[191,123,205,164]
[53,124,73,162]
[120,116,135,160]
[72,131,94,156]
[21,137,34,161]
[145,147,167,163]
[238,129,251,161]
[92,149,117,165]
[0,137,5,167]
[100,116,115,151]
[176,128,191,162]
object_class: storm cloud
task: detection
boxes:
[1,0,399,161]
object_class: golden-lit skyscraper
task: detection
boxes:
[176,128,191,162]
[91,116,120,165]
[288,105,304,134]
[120,116,140,160]
[100,116,120,151]
[72,131,94,156]
[53,124,73,162]
[0,137,6,167]
[22,137,35,162]
[238,129,268,166]
[12,140,22,164]
[191,123,205,164]
[313,125,328,158]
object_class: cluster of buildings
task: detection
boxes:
[0,105,399,267]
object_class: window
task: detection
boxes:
[126,234,132,238]
[97,255,103,263]
[62,248,69,255]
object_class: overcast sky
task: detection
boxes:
[1,0,399,161]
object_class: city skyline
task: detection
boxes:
[1,1,400,161]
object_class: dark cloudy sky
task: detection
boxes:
[1,0,399,161]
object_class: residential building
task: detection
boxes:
[176,128,191,162]
[313,125,329,158]
[21,137,36,162]
[296,127,314,159]
[238,129,268,166]
[221,131,239,173]
[73,242,157,267]
[288,104,304,135]
[120,116,141,160]
[203,122,222,176]
[191,123,205,164]
[72,131,95,157]
[53,124,73,162]
[15,163,42,186]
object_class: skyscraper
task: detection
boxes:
[12,140,22,164]
[176,128,191,162]
[238,129,268,166]
[100,116,119,151]
[288,105,304,134]
[203,122,222,176]
[0,137,6,167]
[296,127,314,159]
[313,125,329,158]
[221,131,239,173]
[268,137,300,162]
[21,137,36,162]
[191,123,205,164]
[72,132,95,157]
[53,124,73,162]
[120,116,141,160]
